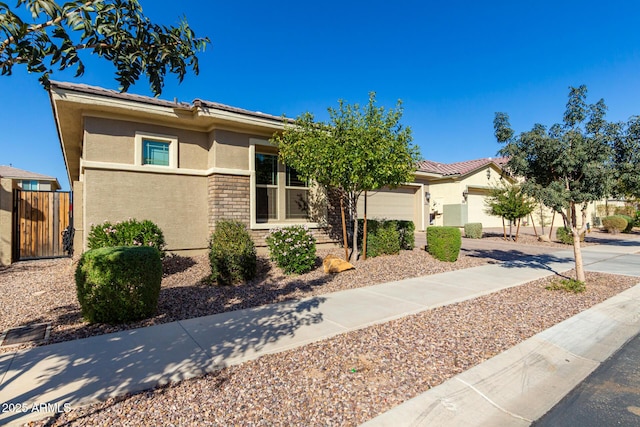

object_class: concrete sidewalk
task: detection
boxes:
[2,240,640,426]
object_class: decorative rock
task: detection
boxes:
[538,235,551,242]
[323,255,355,274]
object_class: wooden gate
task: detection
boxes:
[12,190,73,260]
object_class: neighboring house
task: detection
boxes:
[0,166,62,265]
[359,158,514,228]
[0,165,61,192]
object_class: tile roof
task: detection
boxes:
[0,165,57,180]
[417,157,508,176]
[49,81,292,123]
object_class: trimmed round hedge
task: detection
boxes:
[602,215,628,234]
[75,246,163,324]
[426,226,461,262]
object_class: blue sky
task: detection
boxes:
[1,0,640,190]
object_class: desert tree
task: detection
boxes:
[495,85,615,283]
[271,92,420,260]
[484,182,535,242]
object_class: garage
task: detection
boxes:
[466,189,503,227]
[357,186,421,224]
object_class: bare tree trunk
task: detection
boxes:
[363,191,368,260]
[548,211,556,240]
[530,213,538,237]
[340,196,348,260]
[570,202,587,282]
[573,232,586,282]
[515,218,521,242]
[502,217,507,240]
[350,192,360,261]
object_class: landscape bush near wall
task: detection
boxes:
[359,219,415,258]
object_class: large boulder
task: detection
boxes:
[323,254,355,274]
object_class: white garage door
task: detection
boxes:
[467,193,503,227]
[357,187,417,222]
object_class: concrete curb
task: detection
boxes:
[360,284,640,426]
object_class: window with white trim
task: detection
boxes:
[134,132,178,168]
[254,151,309,223]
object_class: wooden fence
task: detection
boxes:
[12,190,72,260]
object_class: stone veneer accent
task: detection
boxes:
[207,174,250,233]
[207,173,338,247]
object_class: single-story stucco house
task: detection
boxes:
[47,82,607,256]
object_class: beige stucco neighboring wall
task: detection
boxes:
[0,178,14,265]
[82,169,209,252]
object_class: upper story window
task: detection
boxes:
[143,140,170,166]
[20,180,38,191]
[134,132,178,168]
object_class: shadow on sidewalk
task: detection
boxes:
[0,296,326,426]
[462,247,574,273]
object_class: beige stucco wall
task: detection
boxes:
[82,169,209,252]
[72,180,84,256]
[211,129,251,171]
[0,178,13,265]
[84,117,210,170]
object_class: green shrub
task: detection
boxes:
[619,215,634,233]
[426,226,461,262]
[464,223,483,239]
[396,220,415,250]
[366,221,401,258]
[602,215,628,234]
[266,225,317,274]
[209,220,257,285]
[634,211,640,228]
[556,227,585,244]
[75,246,162,324]
[359,219,415,255]
[87,218,166,255]
[545,278,586,293]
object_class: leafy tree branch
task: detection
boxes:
[0,0,209,95]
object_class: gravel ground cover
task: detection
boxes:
[0,228,630,353]
[28,270,639,427]
[1,246,493,353]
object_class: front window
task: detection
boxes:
[254,152,309,223]
[286,166,309,219]
[256,153,278,222]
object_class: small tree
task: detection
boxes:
[0,0,209,95]
[485,182,535,241]
[495,85,615,283]
[271,92,421,260]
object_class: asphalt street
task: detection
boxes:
[533,331,640,426]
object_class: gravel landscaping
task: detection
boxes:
[1,228,638,425]
[1,244,496,353]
